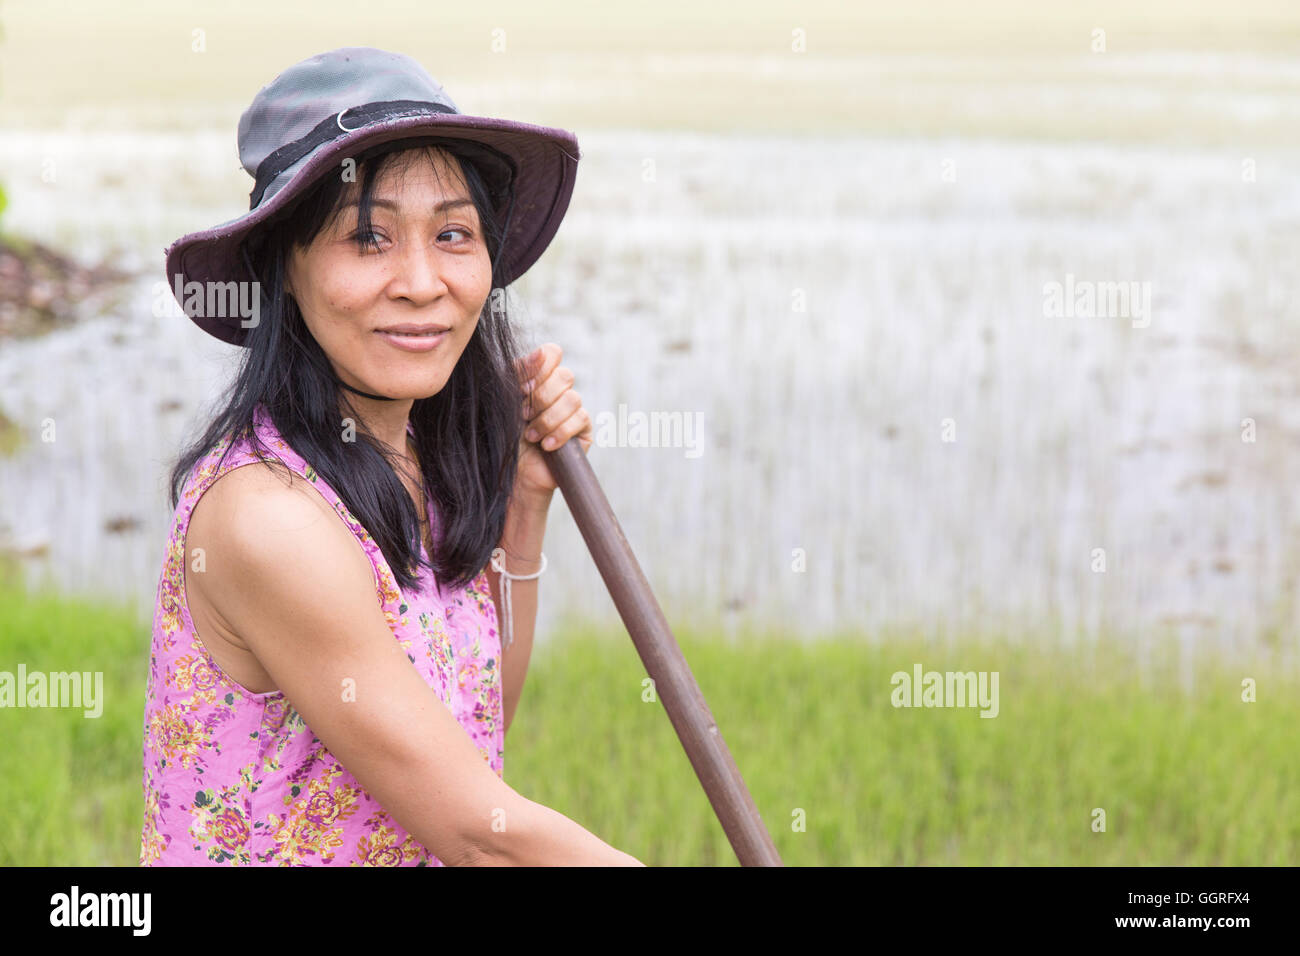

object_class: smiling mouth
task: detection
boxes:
[376,326,451,337]
[374,326,450,353]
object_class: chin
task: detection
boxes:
[347,353,452,398]
[383,371,454,401]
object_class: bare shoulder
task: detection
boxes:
[193,458,328,543]
[188,458,374,598]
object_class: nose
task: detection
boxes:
[388,233,449,305]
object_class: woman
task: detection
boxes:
[140,47,643,866]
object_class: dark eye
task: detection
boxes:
[350,229,384,251]
[440,228,473,243]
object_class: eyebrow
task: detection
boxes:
[341,197,475,214]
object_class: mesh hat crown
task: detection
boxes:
[164,46,580,346]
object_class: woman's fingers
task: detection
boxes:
[525,387,581,444]
[514,344,550,384]
[538,401,593,452]
[517,343,593,451]
[521,347,569,420]
[518,343,563,410]
[523,369,574,425]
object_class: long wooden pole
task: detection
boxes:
[541,439,783,866]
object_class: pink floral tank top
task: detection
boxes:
[140,403,504,865]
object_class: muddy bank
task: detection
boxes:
[0,235,131,341]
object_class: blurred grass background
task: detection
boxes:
[3,578,1296,866]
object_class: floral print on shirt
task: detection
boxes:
[140,404,504,865]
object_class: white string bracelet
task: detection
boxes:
[490,548,547,651]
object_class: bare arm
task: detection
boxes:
[487,490,550,738]
[189,462,641,866]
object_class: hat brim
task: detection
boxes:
[164,113,579,346]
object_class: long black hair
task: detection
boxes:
[168,137,531,594]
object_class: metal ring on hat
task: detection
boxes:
[249,100,465,210]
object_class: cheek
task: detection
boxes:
[324,289,358,317]
[319,270,367,312]
[312,270,379,327]
[297,283,373,357]
[469,256,493,307]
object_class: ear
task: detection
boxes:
[282,251,296,299]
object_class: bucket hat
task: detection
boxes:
[164,46,580,346]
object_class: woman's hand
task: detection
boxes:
[513,343,593,505]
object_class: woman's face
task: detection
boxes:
[285,147,492,401]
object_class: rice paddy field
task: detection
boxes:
[1,0,1298,865]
